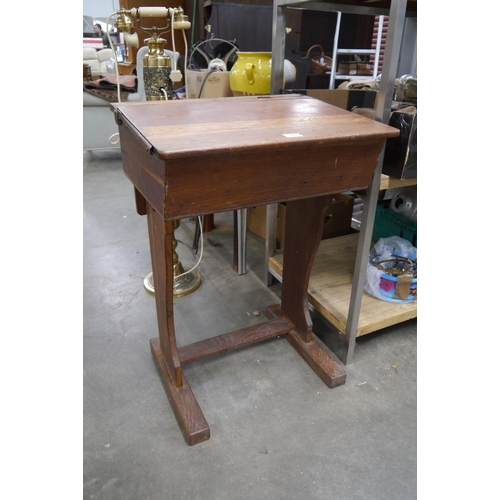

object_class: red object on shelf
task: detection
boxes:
[83,38,103,49]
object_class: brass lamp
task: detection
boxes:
[144,221,202,297]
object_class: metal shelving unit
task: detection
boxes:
[267,0,417,364]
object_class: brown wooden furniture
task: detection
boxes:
[83,63,91,81]
[117,62,136,75]
[111,94,398,445]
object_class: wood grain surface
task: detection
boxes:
[113,95,399,220]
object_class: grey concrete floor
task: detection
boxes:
[83,149,417,500]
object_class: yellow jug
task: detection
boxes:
[229,52,272,96]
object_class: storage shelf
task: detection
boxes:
[337,49,377,55]
[270,0,417,363]
[268,233,417,337]
[379,173,417,190]
[332,74,374,80]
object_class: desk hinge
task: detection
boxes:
[113,108,123,126]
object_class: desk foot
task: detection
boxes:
[150,338,210,446]
[266,305,346,389]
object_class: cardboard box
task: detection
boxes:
[247,205,267,240]
[356,62,371,71]
[356,63,373,75]
[382,111,417,179]
[185,69,233,99]
[323,193,355,238]
[277,193,354,249]
[305,89,378,111]
[337,62,357,75]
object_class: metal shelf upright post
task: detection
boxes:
[268,0,414,364]
[329,12,384,88]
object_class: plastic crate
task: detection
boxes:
[372,202,417,247]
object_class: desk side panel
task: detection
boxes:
[119,124,166,216]
[162,139,385,219]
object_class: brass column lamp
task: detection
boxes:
[144,221,202,297]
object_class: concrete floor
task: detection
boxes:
[83,149,417,500]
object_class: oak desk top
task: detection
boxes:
[112,95,399,220]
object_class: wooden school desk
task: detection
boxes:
[112,94,399,445]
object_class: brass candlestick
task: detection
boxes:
[144,219,201,297]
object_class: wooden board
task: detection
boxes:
[268,233,417,336]
[380,174,417,190]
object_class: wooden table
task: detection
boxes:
[112,95,399,445]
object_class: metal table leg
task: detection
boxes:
[237,208,247,275]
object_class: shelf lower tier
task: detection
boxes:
[268,233,417,337]
[379,173,417,190]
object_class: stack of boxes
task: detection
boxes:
[337,61,372,76]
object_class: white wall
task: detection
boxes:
[83,0,120,19]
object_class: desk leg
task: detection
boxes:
[274,195,346,388]
[146,203,210,445]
